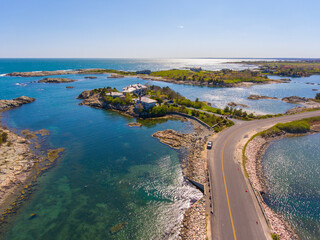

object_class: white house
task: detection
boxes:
[139,96,157,109]
[107,92,123,98]
[123,83,147,95]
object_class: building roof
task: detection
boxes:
[107,92,123,97]
[123,83,147,93]
[140,97,157,104]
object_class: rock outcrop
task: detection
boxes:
[77,90,135,116]
[38,78,76,83]
[152,126,210,240]
[107,73,124,78]
[6,69,103,77]
[0,96,35,111]
[248,95,278,100]
[227,102,249,108]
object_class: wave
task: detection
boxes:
[0,73,7,77]
[15,83,27,87]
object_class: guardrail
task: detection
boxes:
[167,112,213,130]
[247,178,271,228]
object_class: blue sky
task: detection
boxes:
[0,0,319,58]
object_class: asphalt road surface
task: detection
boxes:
[208,110,320,240]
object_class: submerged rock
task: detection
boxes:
[109,222,128,234]
[128,122,142,127]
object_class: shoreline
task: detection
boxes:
[244,127,320,240]
[152,117,212,240]
[5,69,288,88]
[0,107,64,234]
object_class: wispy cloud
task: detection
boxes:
[177,25,184,29]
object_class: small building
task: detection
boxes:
[107,92,123,98]
[139,97,157,109]
[136,70,151,75]
[190,67,202,72]
[123,83,147,95]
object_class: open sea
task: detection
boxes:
[0,58,319,239]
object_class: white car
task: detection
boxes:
[207,141,213,149]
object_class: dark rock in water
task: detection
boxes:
[312,89,318,91]
[109,222,128,234]
[66,86,74,89]
[84,76,97,79]
[38,78,76,83]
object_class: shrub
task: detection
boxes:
[275,120,310,133]
[0,132,8,145]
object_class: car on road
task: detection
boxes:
[207,141,213,149]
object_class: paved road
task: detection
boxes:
[207,110,320,240]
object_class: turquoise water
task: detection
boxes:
[0,71,202,239]
[3,58,320,114]
[262,134,320,240]
[0,59,319,239]
[0,58,260,74]
[150,75,320,115]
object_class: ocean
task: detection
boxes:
[0,58,319,239]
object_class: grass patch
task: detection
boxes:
[150,69,269,85]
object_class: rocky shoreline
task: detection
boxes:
[0,97,64,233]
[152,119,212,240]
[244,122,320,240]
[6,69,288,88]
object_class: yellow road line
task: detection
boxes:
[221,128,244,240]
[218,113,320,240]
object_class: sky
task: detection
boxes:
[0,0,319,58]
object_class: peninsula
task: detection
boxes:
[239,60,320,77]
[77,84,234,128]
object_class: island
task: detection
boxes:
[239,60,320,77]
[247,95,278,100]
[38,77,76,83]
[0,96,35,110]
[227,102,249,108]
